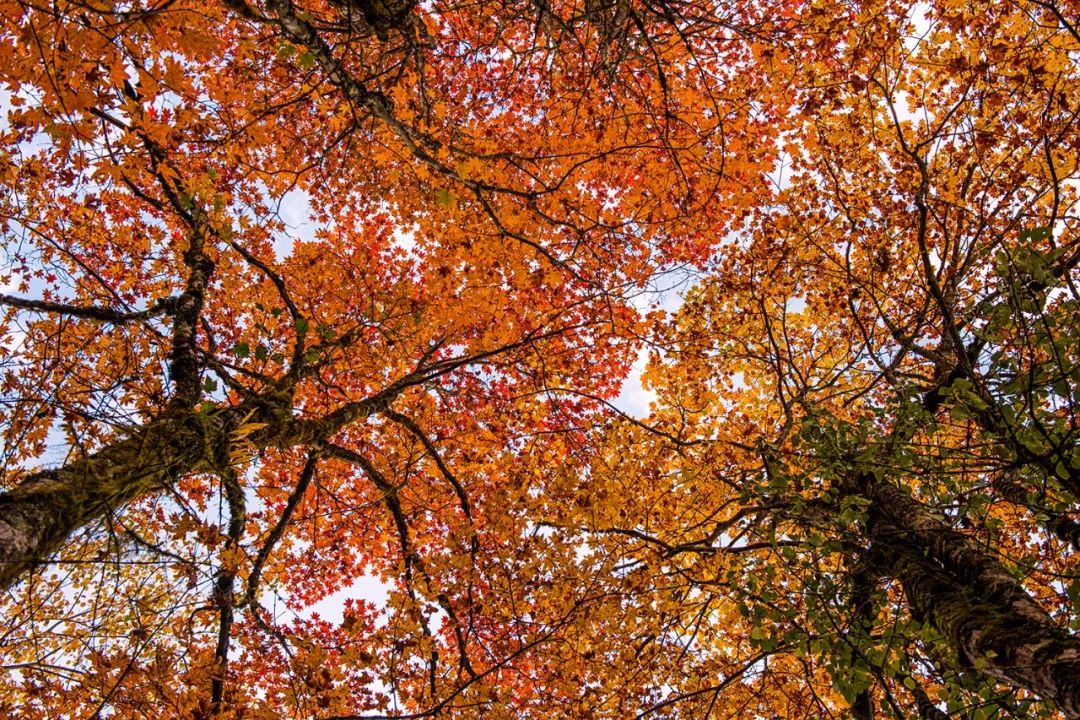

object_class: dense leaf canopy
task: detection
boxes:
[1,0,1080,718]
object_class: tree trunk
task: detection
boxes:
[0,386,389,589]
[884,534,1080,718]
[860,479,1080,718]
[0,412,222,588]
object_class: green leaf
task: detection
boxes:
[1067,577,1080,607]
[232,342,250,358]
[748,625,776,651]
[203,377,218,392]
[1019,226,1052,242]
[434,188,455,207]
[254,344,268,362]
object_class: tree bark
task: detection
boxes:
[884,534,1080,719]
[0,382,397,589]
[861,480,1080,718]
[0,411,225,588]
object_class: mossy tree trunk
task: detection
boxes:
[0,411,226,588]
[861,477,1080,718]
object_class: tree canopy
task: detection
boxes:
[1,0,1080,718]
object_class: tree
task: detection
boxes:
[566,1,1080,718]
[0,0,789,716]
[3,0,1080,719]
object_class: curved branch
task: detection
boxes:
[0,293,176,324]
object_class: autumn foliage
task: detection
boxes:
[1,0,1080,718]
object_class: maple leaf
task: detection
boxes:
[2,0,1080,719]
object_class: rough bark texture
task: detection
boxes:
[860,478,1080,718]
[866,480,1050,625]
[887,538,1080,719]
[0,412,222,587]
[0,382,397,589]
